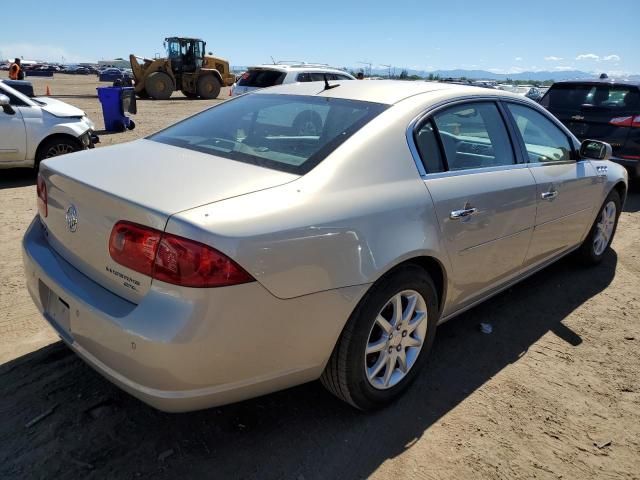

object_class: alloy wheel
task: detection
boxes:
[593,200,616,256]
[45,144,75,158]
[364,289,428,390]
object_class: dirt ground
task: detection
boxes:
[1,74,639,480]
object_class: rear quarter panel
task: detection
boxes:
[167,96,454,300]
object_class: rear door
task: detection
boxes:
[541,82,640,159]
[503,101,599,267]
[413,100,537,309]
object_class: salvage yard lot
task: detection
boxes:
[1,74,639,479]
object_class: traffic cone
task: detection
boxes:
[45,85,51,96]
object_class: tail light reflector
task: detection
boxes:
[109,221,254,288]
[36,174,47,218]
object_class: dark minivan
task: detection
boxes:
[540,78,640,179]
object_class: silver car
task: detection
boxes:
[23,80,628,412]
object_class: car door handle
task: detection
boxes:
[450,207,478,219]
[541,190,558,200]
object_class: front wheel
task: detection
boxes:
[145,72,174,100]
[321,265,439,410]
[35,136,81,170]
[576,190,621,265]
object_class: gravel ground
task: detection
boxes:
[1,74,639,480]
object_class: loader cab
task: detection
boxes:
[164,37,205,74]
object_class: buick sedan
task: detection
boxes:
[23,80,628,412]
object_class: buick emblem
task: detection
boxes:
[65,205,78,232]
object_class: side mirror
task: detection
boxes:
[580,139,612,161]
[0,94,15,115]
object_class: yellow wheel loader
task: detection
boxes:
[130,37,236,100]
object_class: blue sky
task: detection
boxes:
[1,0,638,74]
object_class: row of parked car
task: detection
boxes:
[0,62,134,79]
[0,65,638,183]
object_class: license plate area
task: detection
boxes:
[38,279,72,341]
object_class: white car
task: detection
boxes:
[231,63,355,96]
[0,80,97,170]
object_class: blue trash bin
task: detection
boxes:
[96,86,136,132]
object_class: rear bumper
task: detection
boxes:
[22,217,366,411]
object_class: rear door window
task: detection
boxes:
[431,102,515,170]
[238,70,286,88]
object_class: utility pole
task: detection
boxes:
[358,61,372,77]
[381,64,392,79]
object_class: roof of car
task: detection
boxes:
[248,64,351,73]
[552,78,640,87]
[254,79,526,105]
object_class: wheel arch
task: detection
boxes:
[199,68,223,84]
[389,256,447,315]
[612,181,627,207]
[354,254,448,319]
[35,133,83,162]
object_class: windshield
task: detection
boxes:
[0,81,38,107]
[150,94,388,174]
[238,69,286,88]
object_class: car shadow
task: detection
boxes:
[0,168,35,190]
[623,190,639,213]
[0,251,617,479]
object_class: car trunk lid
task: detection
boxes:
[39,139,297,303]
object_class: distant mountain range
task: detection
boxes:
[364,68,640,82]
[229,65,639,82]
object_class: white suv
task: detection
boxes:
[231,63,355,96]
[0,80,97,170]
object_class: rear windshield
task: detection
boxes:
[150,94,388,174]
[238,69,286,88]
[541,83,640,111]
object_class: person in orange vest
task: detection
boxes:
[9,58,24,80]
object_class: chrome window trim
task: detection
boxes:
[417,162,530,180]
[405,95,524,179]
[527,159,587,168]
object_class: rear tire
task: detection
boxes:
[197,75,221,99]
[576,190,621,265]
[145,72,174,100]
[321,265,439,411]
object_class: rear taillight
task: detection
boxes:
[36,174,47,218]
[109,222,160,277]
[610,115,640,128]
[108,221,254,288]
